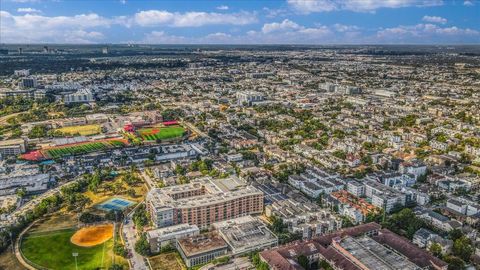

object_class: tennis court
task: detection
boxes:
[96,198,134,211]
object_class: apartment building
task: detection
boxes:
[364,180,406,213]
[288,167,344,198]
[146,176,264,229]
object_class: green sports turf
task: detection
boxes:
[139,126,185,141]
[44,141,126,158]
[21,228,115,270]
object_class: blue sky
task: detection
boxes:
[0,0,479,44]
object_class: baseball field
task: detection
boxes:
[20,223,125,270]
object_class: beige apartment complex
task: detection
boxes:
[146,176,264,229]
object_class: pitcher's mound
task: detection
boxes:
[70,224,113,247]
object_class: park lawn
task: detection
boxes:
[21,228,123,270]
[56,124,101,136]
[139,126,185,141]
[29,213,77,233]
[149,252,186,270]
[84,180,147,206]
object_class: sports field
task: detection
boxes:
[43,139,127,159]
[71,224,113,247]
[21,228,118,270]
[138,125,185,141]
[56,124,101,136]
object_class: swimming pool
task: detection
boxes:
[96,197,134,211]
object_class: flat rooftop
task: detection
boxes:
[147,176,262,209]
[214,216,277,252]
[147,223,199,239]
[177,233,227,257]
[336,235,418,270]
[0,138,24,147]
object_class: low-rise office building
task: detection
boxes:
[213,216,277,255]
[0,138,26,157]
[146,223,199,253]
[177,233,228,267]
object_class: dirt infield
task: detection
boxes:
[70,224,113,247]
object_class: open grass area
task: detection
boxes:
[43,140,126,159]
[21,218,128,270]
[138,126,185,141]
[21,228,121,270]
[149,252,186,270]
[56,124,101,136]
[84,179,147,206]
[29,213,77,233]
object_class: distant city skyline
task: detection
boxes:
[0,0,479,44]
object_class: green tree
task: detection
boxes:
[113,242,127,257]
[134,233,150,256]
[449,229,463,241]
[109,263,124,270]
[133,204,149,229]
[28,125,48,138]
[443,255,465,270]
[429,242,442,257]
[452,236,474,262]
[16,187,27,198]
[297,255,309,270]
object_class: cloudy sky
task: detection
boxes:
[0,0,479,44]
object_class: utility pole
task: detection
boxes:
[112,220,116,266]
[9,232,13,253]
[72,252,78,270]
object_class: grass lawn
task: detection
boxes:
[56,124,101,136]
[139,126,185,141]
[21,228,125,270]
[149,252,186,270]
[29,213,77,233]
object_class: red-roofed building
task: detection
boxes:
[260,223,448,270]
[163,120,178,126]
[124,123,135,133]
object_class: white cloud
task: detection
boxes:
[287,0,337,13]
[216,5,229,10]
[142,31,188,44]
[422,15,447,24]
[134,10,174,26]
[377,23,480,43]
[262,19,302,33]
[0,11,109,43]
[333,23,360,32]
[133,10,256,27]
[288,0,444,13]
[463,0,474,6]
[263,7,289,18]
[17,7,42,13]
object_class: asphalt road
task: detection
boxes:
[123,207,149,270]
